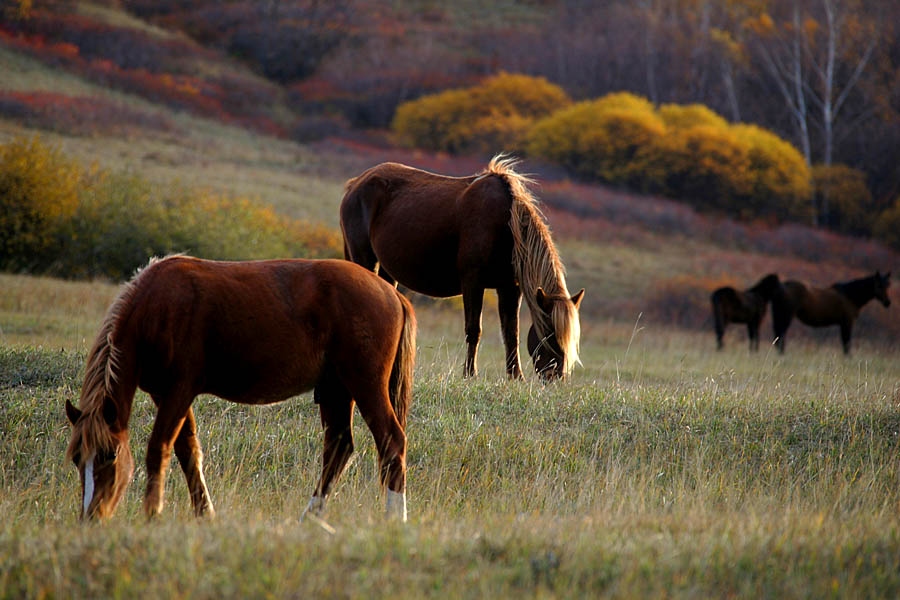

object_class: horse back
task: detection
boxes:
[126,257,406,403]
[341,163,515,296]
[711,286,763,323]
[777,280,855,326]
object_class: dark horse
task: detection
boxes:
[65,256,415,522]
[711,273,781,351]
[771,271,891,354]
[340,155,583,380]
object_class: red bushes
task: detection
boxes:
[0,13,287,136]
[0,91,174,135]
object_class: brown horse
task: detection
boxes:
[340,155,583,380]
[65,255,415,522]
[711,273,781,351]
[771,271,891,354]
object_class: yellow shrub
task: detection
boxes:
[526,97,666,188]
[392,88,475,152]
[589,91,656,115]
[0,136,82,270]
[652,125,753,212]
[732,124,811,220]
[659,103,729,130]
[811,163,872,234]
[392,72,570,153]
[873,197,900,250]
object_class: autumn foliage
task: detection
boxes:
[392,73,571,154]
[0,137,341,279]
[526,92,812,221]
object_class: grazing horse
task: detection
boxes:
[340,155,583,380]
[711,273,781,351]
[65,255,416,522]
[771,271,891,354]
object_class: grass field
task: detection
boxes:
[2,274,900,598]
[3,15,900,594]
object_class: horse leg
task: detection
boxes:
[712,301,725,350]
[462,280,484,378]
[772,309,792,354]
[303,376,355,520]
[497,283,523,379]
[840,321,853,355]
[356,390,407,521]
[172,406,214,517]
[144,390,193,518]
[747,321,759,352]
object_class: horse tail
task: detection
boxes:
[66,271,144,461]
[490,154,580,374]
[388,290,416,430]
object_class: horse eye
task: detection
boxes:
[71,452,81,466]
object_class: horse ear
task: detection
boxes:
[536,287,551,313]
[65,400,82,425]
[571,289,585,309]
[102,397,118,427]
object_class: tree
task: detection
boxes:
[743,0,881,223]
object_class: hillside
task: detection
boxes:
[1,1,898,346]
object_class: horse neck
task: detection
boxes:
[834,277,876,308]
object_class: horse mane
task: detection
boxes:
[490,154,581,374]
[66,258,163,461]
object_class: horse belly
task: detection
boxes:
[372,236,462,297]
[202,346,324,405]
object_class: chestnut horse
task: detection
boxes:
[771,271,891,354]
[711,273,781,351]
[65,255,415,522]
[340,155,583,380]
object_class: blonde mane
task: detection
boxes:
[489,155,581,375]
[66,259,161,461]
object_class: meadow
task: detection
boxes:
[2,273,900,598]
[3,12,900,594]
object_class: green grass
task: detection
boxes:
[2,274,900,598]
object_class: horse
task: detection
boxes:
[771,271,891,354]
[65,255,416,522]
[340,155,583,380]
[710,273,781,351]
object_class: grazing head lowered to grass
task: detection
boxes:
[65,255,416,523]
[340,154,583,381]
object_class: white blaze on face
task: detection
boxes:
[83,453,95,518]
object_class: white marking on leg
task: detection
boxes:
[301,495,335,533]
[386,489,407,522]
[301,495,326,520]
[82,454,95,518]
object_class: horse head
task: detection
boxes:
[875,271,892,307]
[526,287,584,381]
[66,399,134,520]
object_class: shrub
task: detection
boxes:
[872,197,900,251]
[0,136,82,271]
[0,137,342,280]
[732,124,811,221]
[659,103,729,130]
[392,72,570,154]
[526,97,666,189]
[811,164,873,234]
[526,91,812,224]
[651,125,754,213]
